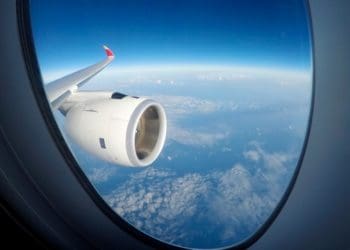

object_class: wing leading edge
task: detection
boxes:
[45,45,115,109]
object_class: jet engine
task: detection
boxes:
[64,94,167,167]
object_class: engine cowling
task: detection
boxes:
[64,95,167,167]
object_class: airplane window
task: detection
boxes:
[29,0,312,248]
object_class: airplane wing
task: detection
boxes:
[45,45,115,109]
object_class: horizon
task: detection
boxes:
[41,62,312,84]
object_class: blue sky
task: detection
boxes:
[30,0,311,73]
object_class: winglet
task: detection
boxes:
[103,45,114,58]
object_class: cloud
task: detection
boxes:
[208,141,298,242]
[151,95,222,117]
[103,143,296,247]
[150,95,289,123]
[87,166,117,183]
[40,64,310,96]
[167,125,229,147]
[243,150,261,162]
[84,64,310,85]
[208,164,276,240]
[142,95,235,147]
[222,146,232,152]
[243,141,293,172]
[196,72,251,81]
[105,167,210,244]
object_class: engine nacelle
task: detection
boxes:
[64,95,167,167]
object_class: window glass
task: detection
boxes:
[30,1,312,248]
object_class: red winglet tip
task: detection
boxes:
[103,45,114,57]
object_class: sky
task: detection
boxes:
[30,0,311,73]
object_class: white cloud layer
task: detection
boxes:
[152,95,222,116]
[42,64,311,88]
[103,143,296,247]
